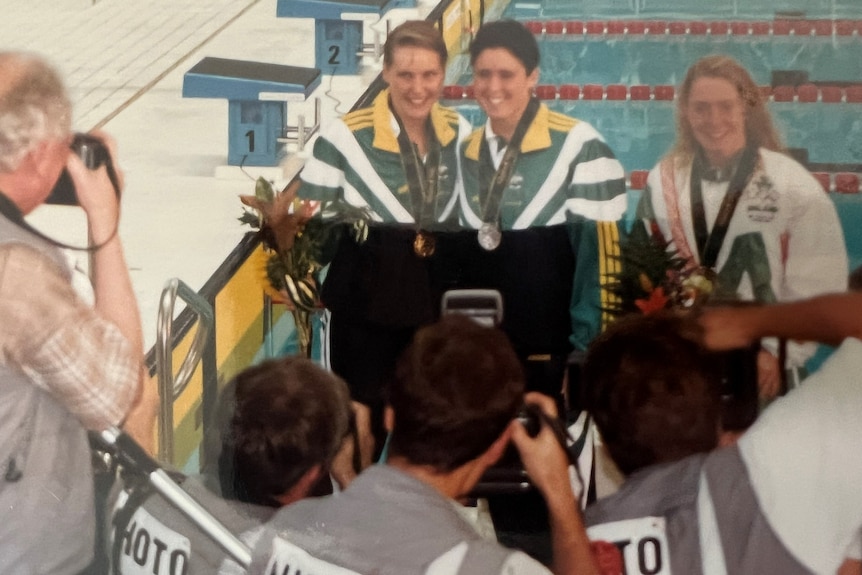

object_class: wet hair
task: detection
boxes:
[671,55,783,162]
[210,356,351,507]
[582,312,721,476]
[387,314,524,472]
[0,52,71,172]
[383,20,447,69]
[469,19,540,74]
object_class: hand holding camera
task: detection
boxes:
[511,393,577,499]
[65,132,125,246]
[48,132,122,207]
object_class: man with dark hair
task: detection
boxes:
[234,315,599,575]
[582,313,722,477]
[110,356,358,574]
[0,52,150,573]
[582,297,862,574]
[214,357,354,507]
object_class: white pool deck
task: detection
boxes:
[2,0,433,350]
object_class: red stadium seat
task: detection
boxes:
[730,21,750,35]
[565,20,585,35]
[846,85,862,103]
[758,85,773,100]
[606,85,627,100]
[835,173,860,194]
[465,85,475,99]
[811,172,831,193]
[835,20,856,36]
[751,22,770,35]
[546,20,565,35]
[709,21,729,35]
[772,85,795,102]
[524,21,544,34]
[689,21,708,35]
[559,84,581,100]
[654,85,675,101]
[646,20,667,34]
[626,20,646,35]
[796,83,819,103]
[629,170,649,190]
[792,20,814,36]
[668,22,687,35]
[442,85,464,100]
[773,20,792,36]
[821,86,844,103]
[535,85,557,99]
[582,84,604,100]
[629,85,651,101]
[812,20,833,36]
[607,20,625,35]
[586,21,605,35]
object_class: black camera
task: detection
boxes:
[71,132,110,170]
[516,403,543,438]
[46,133,119,206]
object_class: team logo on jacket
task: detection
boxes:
[438,164,449,186]
[745,174,778,223]
[507,173,524,191]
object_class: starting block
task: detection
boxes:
[277,0,396,75]
[183,57,321,167]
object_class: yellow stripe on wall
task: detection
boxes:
[215,245,270,382]
[598,221,621,331]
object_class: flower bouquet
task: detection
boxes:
[240,177,369,356]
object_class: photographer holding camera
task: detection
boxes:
[0,52,151,573]
[582,302,862,575]
[226,314,597,575]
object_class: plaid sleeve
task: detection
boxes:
[0,244,139,430]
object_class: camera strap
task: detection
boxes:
[0,191,118,252]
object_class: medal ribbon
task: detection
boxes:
[690,146,758,268]
[478,97,541,227]
[392,107,441,231]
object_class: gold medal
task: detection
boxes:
[413,230,436,258]
[478,222,502,251]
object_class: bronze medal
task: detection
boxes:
[478,222,502,251]
[682,266,717,306]
[414,230,436,258]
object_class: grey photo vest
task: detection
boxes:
[0,212,97,574]
[584,446,812,575]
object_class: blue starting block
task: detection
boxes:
[183,57,321,167]
[277,0,396,75]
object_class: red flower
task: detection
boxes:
[635,286,669,315]
[590,540,624,575]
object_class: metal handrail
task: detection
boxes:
[155,278,214,464]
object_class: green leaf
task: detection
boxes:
[255,177,275,203]
[238,210,261,227]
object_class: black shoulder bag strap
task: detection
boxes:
[0,191,118,252]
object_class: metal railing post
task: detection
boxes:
[155,278,214,464]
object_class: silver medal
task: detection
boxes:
[478,222,502,251]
